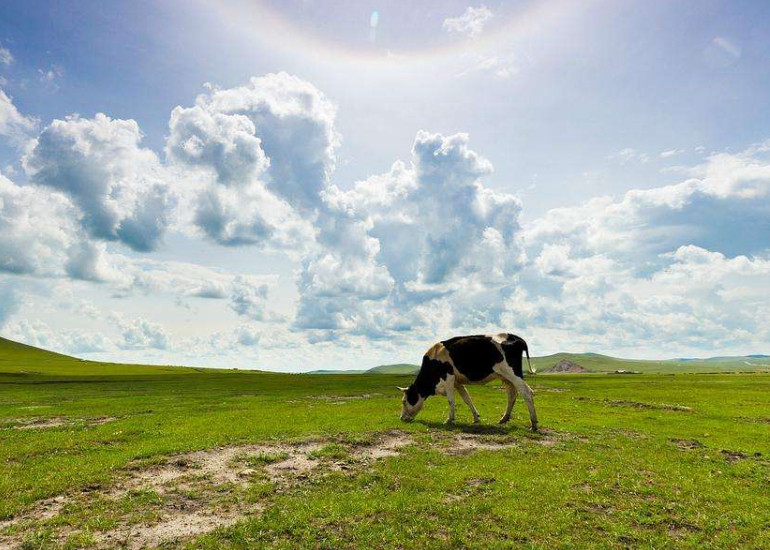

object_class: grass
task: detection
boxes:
[1,337,769,548]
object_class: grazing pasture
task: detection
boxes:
[1,337,769,549]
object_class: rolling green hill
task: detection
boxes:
[0,336,213,377]
[365,363,420,375]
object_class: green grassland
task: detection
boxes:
[1,337,769,549]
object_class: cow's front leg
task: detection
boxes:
[445,383,456,424]
[456,385,480,423]
[499,382,517,424]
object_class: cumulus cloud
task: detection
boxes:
[229,275,274,320]
[514,142,770,354]
[0,89,37,144]
[0,174,82,277]
[167,73,335,251]
[443,6,493,38]
[24,113,172,252]
[526,143,770,266]
[296,130,524,336]
[119,318,170,350]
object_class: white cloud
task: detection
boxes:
[229,275,276,321]
[443,6,493,38]
[167,73,331,252]
[0,46,13,66]
[660,148,684,159]
[612,147,649,164]
[296,130,524,337]
[0,280,22,328]
[38,65,64,89]
[0,174,82,277]
[24,113,173,252]
[119,317,170,350]
[0,89,37,144]
[516,142,770,354]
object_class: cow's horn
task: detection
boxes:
[396,386,409,392]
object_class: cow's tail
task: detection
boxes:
[524,341,536,375]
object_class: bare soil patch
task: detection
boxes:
[577,397,692,412]
[0,429,566,549]
[3,416,117,430]
[737,416,770,424]
[669,438,706,451]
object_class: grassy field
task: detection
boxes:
[1,338,769,549]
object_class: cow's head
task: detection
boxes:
[398,385,425,422]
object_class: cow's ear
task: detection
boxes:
[396,386,408,392]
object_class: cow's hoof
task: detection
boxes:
[472,416,481,424]
[498,415,510,424]
[444,418,455,425]
[530,424,539,433]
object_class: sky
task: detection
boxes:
[1,0,769,371]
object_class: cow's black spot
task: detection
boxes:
[442,336,504,382]
[410,357,453,401]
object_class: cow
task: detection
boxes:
[398,333,538,431]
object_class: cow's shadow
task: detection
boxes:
[415,420,518,435]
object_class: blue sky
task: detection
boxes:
[1,0,769,370]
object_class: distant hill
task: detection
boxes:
[308,364,418,375]
[0,336,219,377]
[532,352,770,374]
[365,364,419,375]
[308,369,367,374]
[542,359,590,374]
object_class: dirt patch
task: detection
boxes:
[3,416,117,430]
[720,449,750,463]
[0,429,567,549]
[98,509,252,550]
[607,399,691,412]
[0,432,412,549]
[669,438,706,451]
[9,416,70,429]
[446,430,561,456]
[737,416,770,424]
[355,432,413,460]
[576,397,692,412]
[307,393,383,401]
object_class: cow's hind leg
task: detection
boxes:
[499,381,517,424]
[493,365,538,431]
[456,385,480,423]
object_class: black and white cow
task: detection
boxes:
[399,334,538,430]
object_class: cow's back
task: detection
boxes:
[440,335,504,382]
